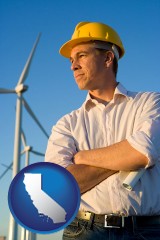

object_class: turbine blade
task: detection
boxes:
[20,149,26,155]
[1,163,13,170]
[21,129,27,147]
[0,88,15,93]
[0,162,13,180]
[31,149,45,157]
[17,33,41,86]
[22,97,49,139]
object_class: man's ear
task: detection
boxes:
[105,51,114,62]
[105,51,114,67]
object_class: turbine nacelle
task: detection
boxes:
[15,84,28,94]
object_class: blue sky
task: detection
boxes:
[0,0,160,239]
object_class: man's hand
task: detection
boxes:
[74,151,85,164]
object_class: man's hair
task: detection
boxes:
[112,56,118,77]
[96,48,118,77]
[90,40,118,77]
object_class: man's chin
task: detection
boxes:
[78,85,88,90]
[77,82,89,90]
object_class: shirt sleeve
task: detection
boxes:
[45,114,77,168]
[127,92,160,168]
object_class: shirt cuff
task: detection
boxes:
[127,131,159,168]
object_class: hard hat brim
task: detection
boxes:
[59,37,124,59]
[59,37,124,58]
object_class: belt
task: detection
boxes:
[77,211,160,228]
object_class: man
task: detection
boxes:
[45,22,160,239]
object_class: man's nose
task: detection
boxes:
[71,59,80,71]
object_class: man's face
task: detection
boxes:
[70,43,108,91]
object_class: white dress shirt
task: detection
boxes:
[45,83,160,216]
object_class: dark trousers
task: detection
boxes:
[63,217,160,240]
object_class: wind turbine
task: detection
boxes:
[0,33,46,240]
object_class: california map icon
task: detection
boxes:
[23,173,67,223]
[8,162,80,233]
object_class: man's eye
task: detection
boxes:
[79,53,86,58]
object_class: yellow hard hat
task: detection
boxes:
[59,21,125,59]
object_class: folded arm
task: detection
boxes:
[74,140,148,171]
[67,164,117,194]
[69,139,148,194]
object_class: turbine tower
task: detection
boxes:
[0,33,44,240]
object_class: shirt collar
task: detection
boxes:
[84,82,131,111]
[114,82,130,100]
